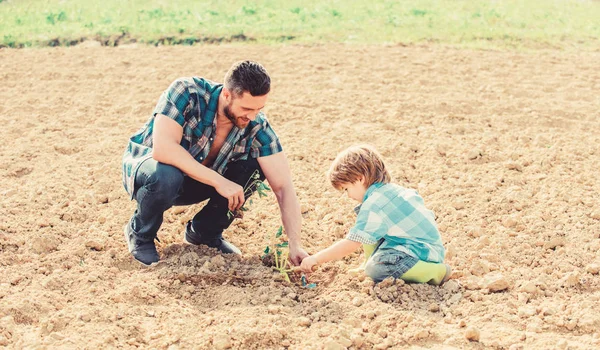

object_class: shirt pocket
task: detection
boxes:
[229,138,250,162]
[196,133,210,148]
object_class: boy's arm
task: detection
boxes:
[300,239,361,272]
[314,239,362,263]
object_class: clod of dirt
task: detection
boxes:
[559,272,580,288]
[452,200,466,210]
[505,162,523,171]
[267,304,283,314]
[210,255,226,267]
[442,279,461,293]
[468,149,482,160]
[465,327,480,342]
[352,297,364,307]
[31,236,59,254]
[586,264,600,274]
[414,330,430,340]
[518,306,536,318]
[482,273,509,292]
[261,252,276,267]
[298,317,311,327]
[428,303,440,312]
[212,334,232,350]
[324,340,345,350]
[544,237,565,250]
[85,240,105,251]
[519,281,537,294]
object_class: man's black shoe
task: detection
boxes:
[184,221,241,255]
[123,224,159,266]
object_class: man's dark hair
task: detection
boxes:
[224,60,271,97]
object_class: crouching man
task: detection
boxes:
[121,60,308,266]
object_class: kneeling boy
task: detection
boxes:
[299,145,451,285]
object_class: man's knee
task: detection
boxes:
[225,157,265,184]
[138,161,184,198]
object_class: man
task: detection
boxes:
[122,60,308,266]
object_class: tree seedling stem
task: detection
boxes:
[227,169,270,219]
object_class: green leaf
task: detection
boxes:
[240,207,248,211]
[261,246,270,259]
[275,242,289,248]
[275,226,283,238]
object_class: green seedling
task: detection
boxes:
[261,226,295,283]
[227,169,270,220]
[273,241,294,283]
[261,226,318,287]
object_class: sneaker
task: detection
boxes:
[123,224,159,266]
[183,221,241,255]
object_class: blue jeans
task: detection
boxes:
[128,157,264,242]
[364,248,418,282]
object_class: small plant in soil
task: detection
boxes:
[261,226,294,282]
[227,169,270,220]
[260,226,318,288]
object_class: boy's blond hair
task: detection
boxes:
[328,145,391,190]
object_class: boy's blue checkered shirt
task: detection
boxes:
[346,183,445,263]
[122,77,282,197]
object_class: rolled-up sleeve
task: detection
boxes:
[346,202,388,245]
[250,117,283,158]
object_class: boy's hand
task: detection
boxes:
[288,245,309,266]
[299,255,318,273]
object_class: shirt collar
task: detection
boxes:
[353,182,385,214]
[202,83,223,127]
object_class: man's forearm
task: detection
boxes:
[274,186,302,246]
[153,143,222,187]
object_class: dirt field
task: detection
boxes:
[1,43,600,349]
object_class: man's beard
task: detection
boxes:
[223,103,250,128]
[223,104,236,123]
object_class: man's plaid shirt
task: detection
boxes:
[346,183,445,263]
[122,77,282,198]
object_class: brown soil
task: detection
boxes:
[1,44,599,349]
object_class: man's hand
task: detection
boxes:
[214,177,245,211]
[288,244,309,266]
[299,255,318,273]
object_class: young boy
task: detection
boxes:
[299,145,451,285]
